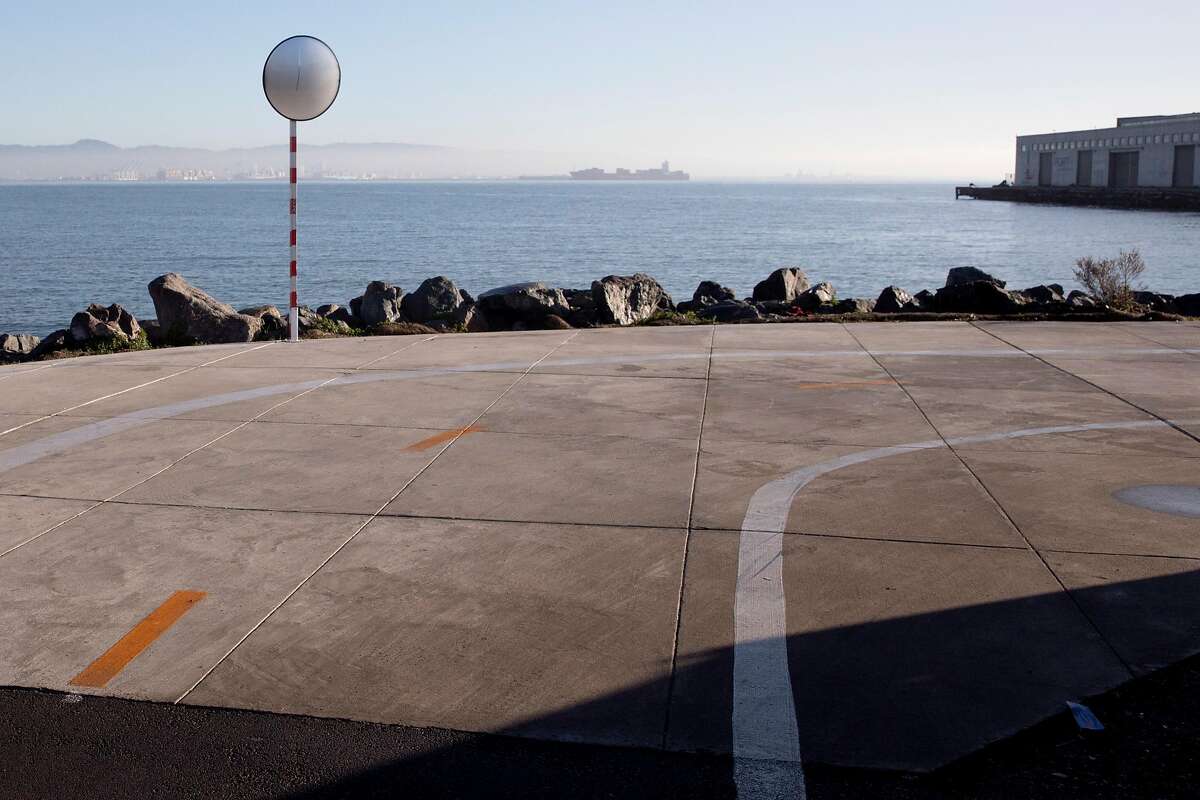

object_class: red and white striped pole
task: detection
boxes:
[289,119,299,342]
[263,35,340,344]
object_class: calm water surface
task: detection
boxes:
[2,181,1198,335]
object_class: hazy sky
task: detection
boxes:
[4,1,1199,178]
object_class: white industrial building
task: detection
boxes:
[1015,113,1200,189]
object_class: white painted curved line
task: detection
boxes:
[730,417,1193,799]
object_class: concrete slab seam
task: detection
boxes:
[846,324,1138,678]
[662,325,716,749]
[350,334,439,370]
[0,342,276,439]
[171,331,582,705]
[0,374,342,560]
[969,322,1200,448]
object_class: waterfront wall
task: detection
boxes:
[1014,117,1200,189]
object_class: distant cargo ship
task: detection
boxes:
[569,161,689,181]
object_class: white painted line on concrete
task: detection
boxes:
[0,342,276,439]
[729,416,1189,799]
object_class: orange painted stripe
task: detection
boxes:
[404,424,484,452]
[793,378,895,391]
[69,590,206,688]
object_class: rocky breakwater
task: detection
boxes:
[2,266,1197,365]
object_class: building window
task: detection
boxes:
[1154,135,1162,144]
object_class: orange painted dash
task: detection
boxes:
[793,379,895,391]
[404,424,484,452]
[69,590,206,688]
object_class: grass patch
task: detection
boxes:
[69,330,152,356]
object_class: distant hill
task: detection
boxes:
[0,139,566,180]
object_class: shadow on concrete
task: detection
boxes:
[6,567,1200,799]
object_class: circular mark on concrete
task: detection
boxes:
[1113,485,1200,519]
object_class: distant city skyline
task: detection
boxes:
[3,2,1199,179]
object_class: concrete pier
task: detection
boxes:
[1,321,1199,793]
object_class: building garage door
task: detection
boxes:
[1038,152,1053,186]
[1108,151,1140,188]
[1174,145,1196,188]
[1076,150,1093,186]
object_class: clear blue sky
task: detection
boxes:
[3,1,1199,178]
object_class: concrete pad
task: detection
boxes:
[121,421,444,515]
[0,495,96,553]
[185,517,686,749]
[0,364,186,416]
[366,331,575,372]
[708,351,882,384]
[961,449,1200,558]
[386,430,696,528]
[669,531,1129,769]
[846,321,1016,353]
[261,371,516,430]
[877,353,1085,391]
[0,416,242,501]
[900,386,1156,441]
[711,323,861,351]
[1045,551,1200,675]
[46,342,273,368]
[691,437,1021,546]
[702,373,939,446]
[54,367,344,422]
[0,502,368,700]
[204,337,436,370]
[533,327,712,378]
[1118,323,1200,350]
[0,412,51,435]
[477,373,706,440]
[951,424,1200,458]
[974,320,1155,350]
[0,363,61,381]
[1042,356,1200,425]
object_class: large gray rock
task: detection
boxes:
[875,286,914,314]
[0,333,40,363]
[795,282,836,311]
[401,276,470,324]
[478,282,571,329]
[357,281,404,326]
[945,267,1005,288]
[1067,290,1100,309]
[591,273,673,326]
[320,303,359,328]
[1177,293,1200,316]
[148,273,262,344]
[694,280,736,305]
[935,280,1028,314]
[834,297,876,314]
[69,303,141,344]
[239,305,287,338]
[28,330,70,360]
[910,290,936,310]
[695,301,761,323]
[1022,284,1066,305]
[752,268,810,303]
[1133,291,1178,313]
[562,288,597,328]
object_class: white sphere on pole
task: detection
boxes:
[262,36,341,121]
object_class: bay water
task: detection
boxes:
[2,181,1198,335]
